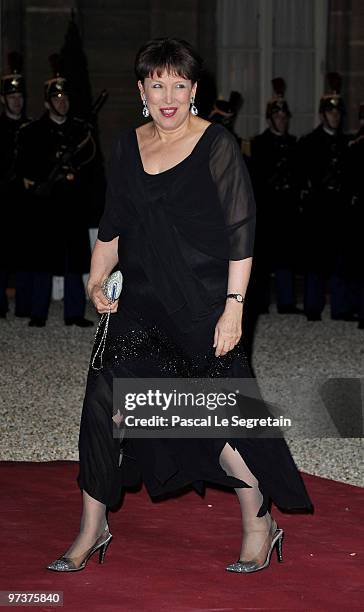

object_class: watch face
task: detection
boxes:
[237,295,243,302]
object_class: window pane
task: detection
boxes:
[218,0,260,48]
[273,0,314,47]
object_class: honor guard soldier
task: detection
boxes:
[299,73,351,321]
[345,103,364,329]
[250,78,301,314]
[209,91,244,144]
[0,52,32,318]
[16,55,96,327]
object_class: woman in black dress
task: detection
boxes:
[48,38,313,574]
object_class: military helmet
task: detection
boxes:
[266,78,291,119]
[0,52,25,96]
[214,91,243,115]
[44,53,70,100]
[319,72,345,114]
[215,99,233,114]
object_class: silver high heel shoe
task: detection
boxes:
[47,525,112,572]
[226,519,284,573]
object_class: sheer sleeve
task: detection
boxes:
[209,128,256,260]
[97,135,124,242]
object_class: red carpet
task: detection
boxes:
[0,461,363,612]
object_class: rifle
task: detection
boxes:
[34,89,108,197]
[88,89,108,124]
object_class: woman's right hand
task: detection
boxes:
[88,283,119,314]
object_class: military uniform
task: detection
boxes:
[299,79,351,320]
[208,91,243,146]
[250,79,300,313]
[0,54,32,317]
[344,106,364,327]
[16,69,97,326]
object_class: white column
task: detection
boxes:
[259,0,273,132]
[314,0,329,125]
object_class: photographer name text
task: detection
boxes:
[123,415,291,429]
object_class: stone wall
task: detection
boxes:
[327,0,364,132]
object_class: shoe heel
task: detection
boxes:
[99,537,112,564]
[276,532,284,563]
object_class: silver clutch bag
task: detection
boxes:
[102,270,123,303]
[91,270,123,371]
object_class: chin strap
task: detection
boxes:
[48,97,66,119]
[4,98,22,120]
[270,116,286,136]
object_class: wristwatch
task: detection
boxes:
[226,293,245,303]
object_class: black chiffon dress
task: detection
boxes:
[77,123,313,517]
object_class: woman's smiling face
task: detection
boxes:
[138,70,197,129]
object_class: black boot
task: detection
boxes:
[64,316,94,328]
[331,312,358,322]
[29,317,46,327]
[277,305,303,315]
[306,312,322,321]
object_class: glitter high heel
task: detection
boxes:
[226,519,284,573]
[47,525,112,572]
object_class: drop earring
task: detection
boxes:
[142,98,150,118]
[190,96,198,116]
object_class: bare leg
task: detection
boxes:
[219,442,273,562]
[62,490,107,564]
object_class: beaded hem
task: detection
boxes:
[90,322,248,378]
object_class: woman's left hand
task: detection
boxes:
[213,301,243,357]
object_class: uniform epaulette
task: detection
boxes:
[72,116,93,131]
[18,118,34,131]
[72,117,89,125]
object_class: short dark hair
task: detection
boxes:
[135,37,203,83]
